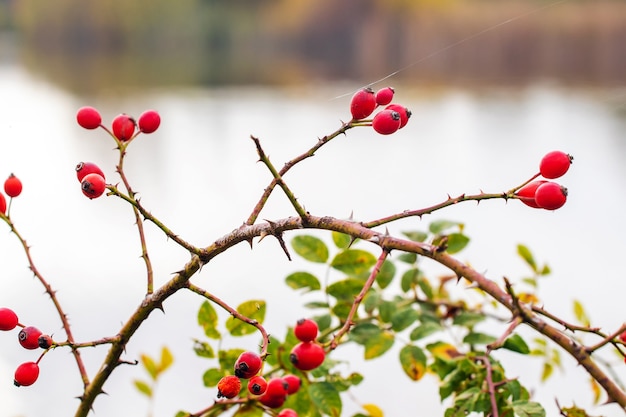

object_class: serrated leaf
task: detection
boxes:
[330,249,377,276]
[502,334,530,354]
[364,331,394,359]
[159,346,174,372]
[410,322,444,340]
[292,235,329,263]
[332,231,352,249]
[326,278,364,300]
[193,340,215,358]
[463,332,497,345]
[198,301,221,339]
[573,299,590,326]
[202,368,225,387]
[349,323,381,345]
[517,244,537,272]
[133,379,152,397]
[309,381,342,417]
[286,271,322,292]
[362,403,384,417]
[445,233,470,254]
[511,400,546,417]
[140,354,158,380]
[399,344,427,381]
[402,231,428,242]
[226,300,266,336]
[391,307,419,332]
[429,220,462,234]
[376,260,396,289]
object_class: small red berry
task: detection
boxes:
[0,193,5,214]
[234,351,263,379]
[81,173,106,199]
[18,326,43,350]
[14,362,40,387]
[258,378,288,408]
[76,162,105,183]
[0,308,19,331]
[247,375,268,395]
[277,409,299,417]
[76,106,102,130]
[282,374,301,395]
[372,109,401,135]
[4,174,22,198]
[290,342,325,371]
[540,151,573,179]
[294,318,318,343]
[38,334,54,349]
[385,104,411,128]
[216,375,241,399]
[138,110,161,134]
[111,114,136,142]
[515,180,548,209]
[375,87,395,106]
[258,391,287,408]
[534,182,568,210]
[350,88,377,120]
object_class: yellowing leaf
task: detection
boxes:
[427,342,461,360]
[362,403,384,417]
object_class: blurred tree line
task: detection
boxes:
[1,0,624,93]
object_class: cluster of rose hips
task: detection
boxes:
[215,319,325,415]
[74,106,161,199]
[515,150,573,210]
[0,307,54,387]
[0,174,23,215]
[349,87,411,135]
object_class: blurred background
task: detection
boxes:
[0,1,625,417]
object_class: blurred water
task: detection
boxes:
[1,64,625,416]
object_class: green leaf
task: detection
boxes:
[399,344,427,381]
[410,322,444,341]
[140,354,158,380]
[309,381,342,417]
[452,311,486,327]
[226,300,266,336]
[417,277,434,300]
[517,244,537,272]
[198,301,221,340]
[192,340,215,358]
[502,334,530,354]
[349,323,381,345]
[375,260,396,289]
[326,279,364,301]
[378,300,396,323]
[364,331,394,359]
[401,268,421,293]
[159,346,174,372]
[330,249,377,276]
[219,348,245,372]
[573,299,590,326]
[511,400,546,417]
[403,230,428,242]
[331,301,353,321]
[314,314,332,332]
[133,379,152,397]
[391,307,419,332]
[292,235,329,263]
[363,291,381,314]
[332,231,352,249]
[202,368,225,387]
[397,253,417,264]
[305,301,329,309]
[463,332,497,345]
[286,271,322,292]
[445,233,470,254]
[429,220,462,234]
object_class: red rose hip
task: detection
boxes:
[0,193,5,215]
[282,374,301,395]
[534,182,568,210]
[350,88,377,120]
[515,180,548,209]
[294,318,318,343]
[234,351,262,379]
[76,162,105,183]
[247,375,267,395]
[375,87,395,106]
[385,104,411,128]
[278,409,299,417]
[81,173,106,199]
[112,114,136,141]
[540,151,573,179]
[138,110,161,134]
[4,174,22,198]
[290,342,325,371]
[14,362,40,387]
[372,109,401,135]
[18,326,43,350]
[0,308,19,331]
[76,106,102,130]
[216,375,241,399]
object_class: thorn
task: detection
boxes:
[258,231,269,243]
[245,238,254,249]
